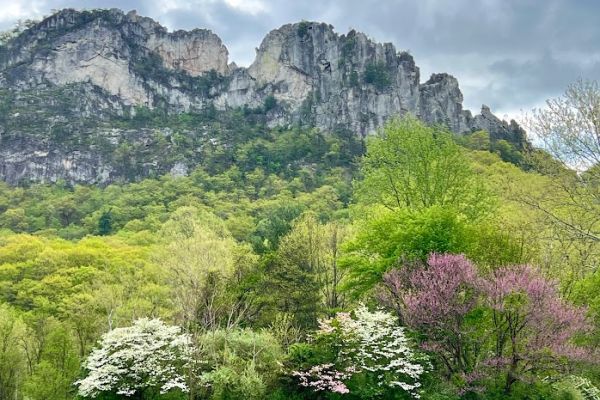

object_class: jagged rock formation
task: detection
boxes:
[0,8,528,185]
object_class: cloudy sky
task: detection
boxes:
[1,0,599,120]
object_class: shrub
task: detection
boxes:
[363,62,391,91]
[76,319,193,398]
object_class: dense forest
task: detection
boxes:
[1,80,600,400]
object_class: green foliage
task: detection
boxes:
[98,210,113,235]
[363,62,391,91]
[0,304,26,400]
[341,35,357,60]
[23,324,80,400]
[358,116,492,219]
[263,95,278,112]
[342,205,524,295]
[261,213,350,328]
[0,121,357,244]
[198,329,284,399]
[458,130,491,151]
[0,92,599,399]
[457,129,530,167]
[297,21,311,37]
[156,207,259,331]
[343,117,532,296]
[349,70,360,87]
[551,376,600,400]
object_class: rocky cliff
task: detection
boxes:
[0,8,528,185]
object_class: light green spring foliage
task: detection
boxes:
[343,118,528,296]
[264,212,351,328]
[0,233,170,328]
[357,116,492,220]
[156,207,258,331]
[198,329,283,400]
[0,112,599,399]
[23,322,80,400]
[0,304,26,400]
[0,233,174,399]
[551,375,600,400]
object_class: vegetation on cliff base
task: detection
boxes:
[1,81,600,399]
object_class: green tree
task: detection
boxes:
[264,213,350,323]
[23,324,80,400]
[198,329,283,400]
[0,304,26,400]
[97,209,113,235]
[264,214,327,329]
[363,62,391,91]
[357,116,491,219]
[157,207,258,332]
[344,117,508,295]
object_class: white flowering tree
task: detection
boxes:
[76,318,193,399]
[292,305,427,398]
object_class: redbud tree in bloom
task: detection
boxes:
[292,305,427,398]
[484,265,592,392]
[380,253,593,394]
[76,318,193,398]
[380,253,483,376]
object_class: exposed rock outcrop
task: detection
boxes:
[0,9,528,185]
[0,9,227,108]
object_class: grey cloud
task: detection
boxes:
[0,0,598,116]
[480,50,600,110]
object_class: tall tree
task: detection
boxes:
[380,254,484,377]
[0,304,26,400]
[379,254,594,395]
[525,79,600,243]
[529,79,600,171]
[76,318,193,399]
[484,265,592,394]
[23,324,80,400]
[157,207,258,333]
[265,213,350,328]
[521,80,600,285]
[357,116,490,219]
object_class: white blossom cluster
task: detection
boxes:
[76,318,193,398]
[319,305,427,397]
[292,363,351,394]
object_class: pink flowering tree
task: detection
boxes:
[290,305,427,398]
[380,254,484,378]
[484,265,592,393]
[379,253,594,395]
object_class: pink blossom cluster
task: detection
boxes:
[457,370,486,395]
[380,253,595,391]
[292,364,350,394]
[485,265,591,361]
[402,253,480,328]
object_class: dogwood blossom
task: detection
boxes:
[76,318,193,398]
[294,305,426,397]
[292,364,351,393]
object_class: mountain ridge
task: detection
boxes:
[0,8,528,185]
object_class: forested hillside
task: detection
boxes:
[1,79,600,399]
[1,7,599,400]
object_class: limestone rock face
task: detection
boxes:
[0,9,529,185]
[234,23,422,135]
[32,21,149,105]
[471,105,528,148]
[0,137,114,185]
[419,73,470,133]
[0,8,227,109]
